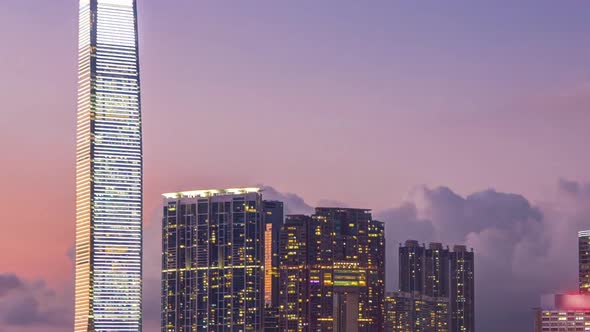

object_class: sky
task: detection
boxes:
[1,0,590,331]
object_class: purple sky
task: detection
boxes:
[1,1,590,331]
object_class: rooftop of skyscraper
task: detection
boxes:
[162,187,261,199]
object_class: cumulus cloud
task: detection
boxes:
[262,186,314,215]
[558,178,590,199]
[0,275,23,297]
[377,181,590,332]
[0,274,69,328]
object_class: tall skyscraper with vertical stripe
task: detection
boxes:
[75,0,143,331]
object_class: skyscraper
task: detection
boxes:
[279,215,312,332]
[399,240,426,294]
[398,241,472,332]
[450,246,475,332]
[161,188,265,331]
[579,230,590,293]
[425,243,450,298]
[75,0,143,331]
[384,291,449,332]
[263,200,284,307]
[316,207,385,332]
[263,201,284,332]
[278,208,385,332]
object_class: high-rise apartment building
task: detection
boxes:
[161,188,264,331]
[384,292,449,332]
[425,243,450,298]
[399,241,426,294]
[400,242,450,298]
[278,208,385,332]
[75,0,143,331]
[450,246,475,332]
[579,230,590,293]
[398,242,472,332]
[279,215,312,332]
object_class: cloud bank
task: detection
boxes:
[379,180,590,332]
[0,274,70,329]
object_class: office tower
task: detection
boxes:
[75,0,142,331]
[399,240,426,294]
[263,201,284,307]
[450,246,475,332]
[162,188,264,331]
[384,292,449,332]
[425,243,450,298]
[279,215,312,332]
[534,294,590,332]
[579,231,590,293]
[278,208,385,332]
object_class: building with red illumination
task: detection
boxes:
[534,293,590,332]
[579,230,590,294]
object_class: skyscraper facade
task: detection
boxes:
[398,241,472,332]
[424,243,450,298]
[263,201,284,332]
[450,246,475,332]
[384,292,449,332]
[279,215,312,332]
[278,208,385,332]
[161,188,264,332]
[399,240,426,294]
[400,241,450,298]
[579,230,590,293]
[263,200,284,307]
[75,0,143,331]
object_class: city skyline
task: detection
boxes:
[2,1,590,332]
